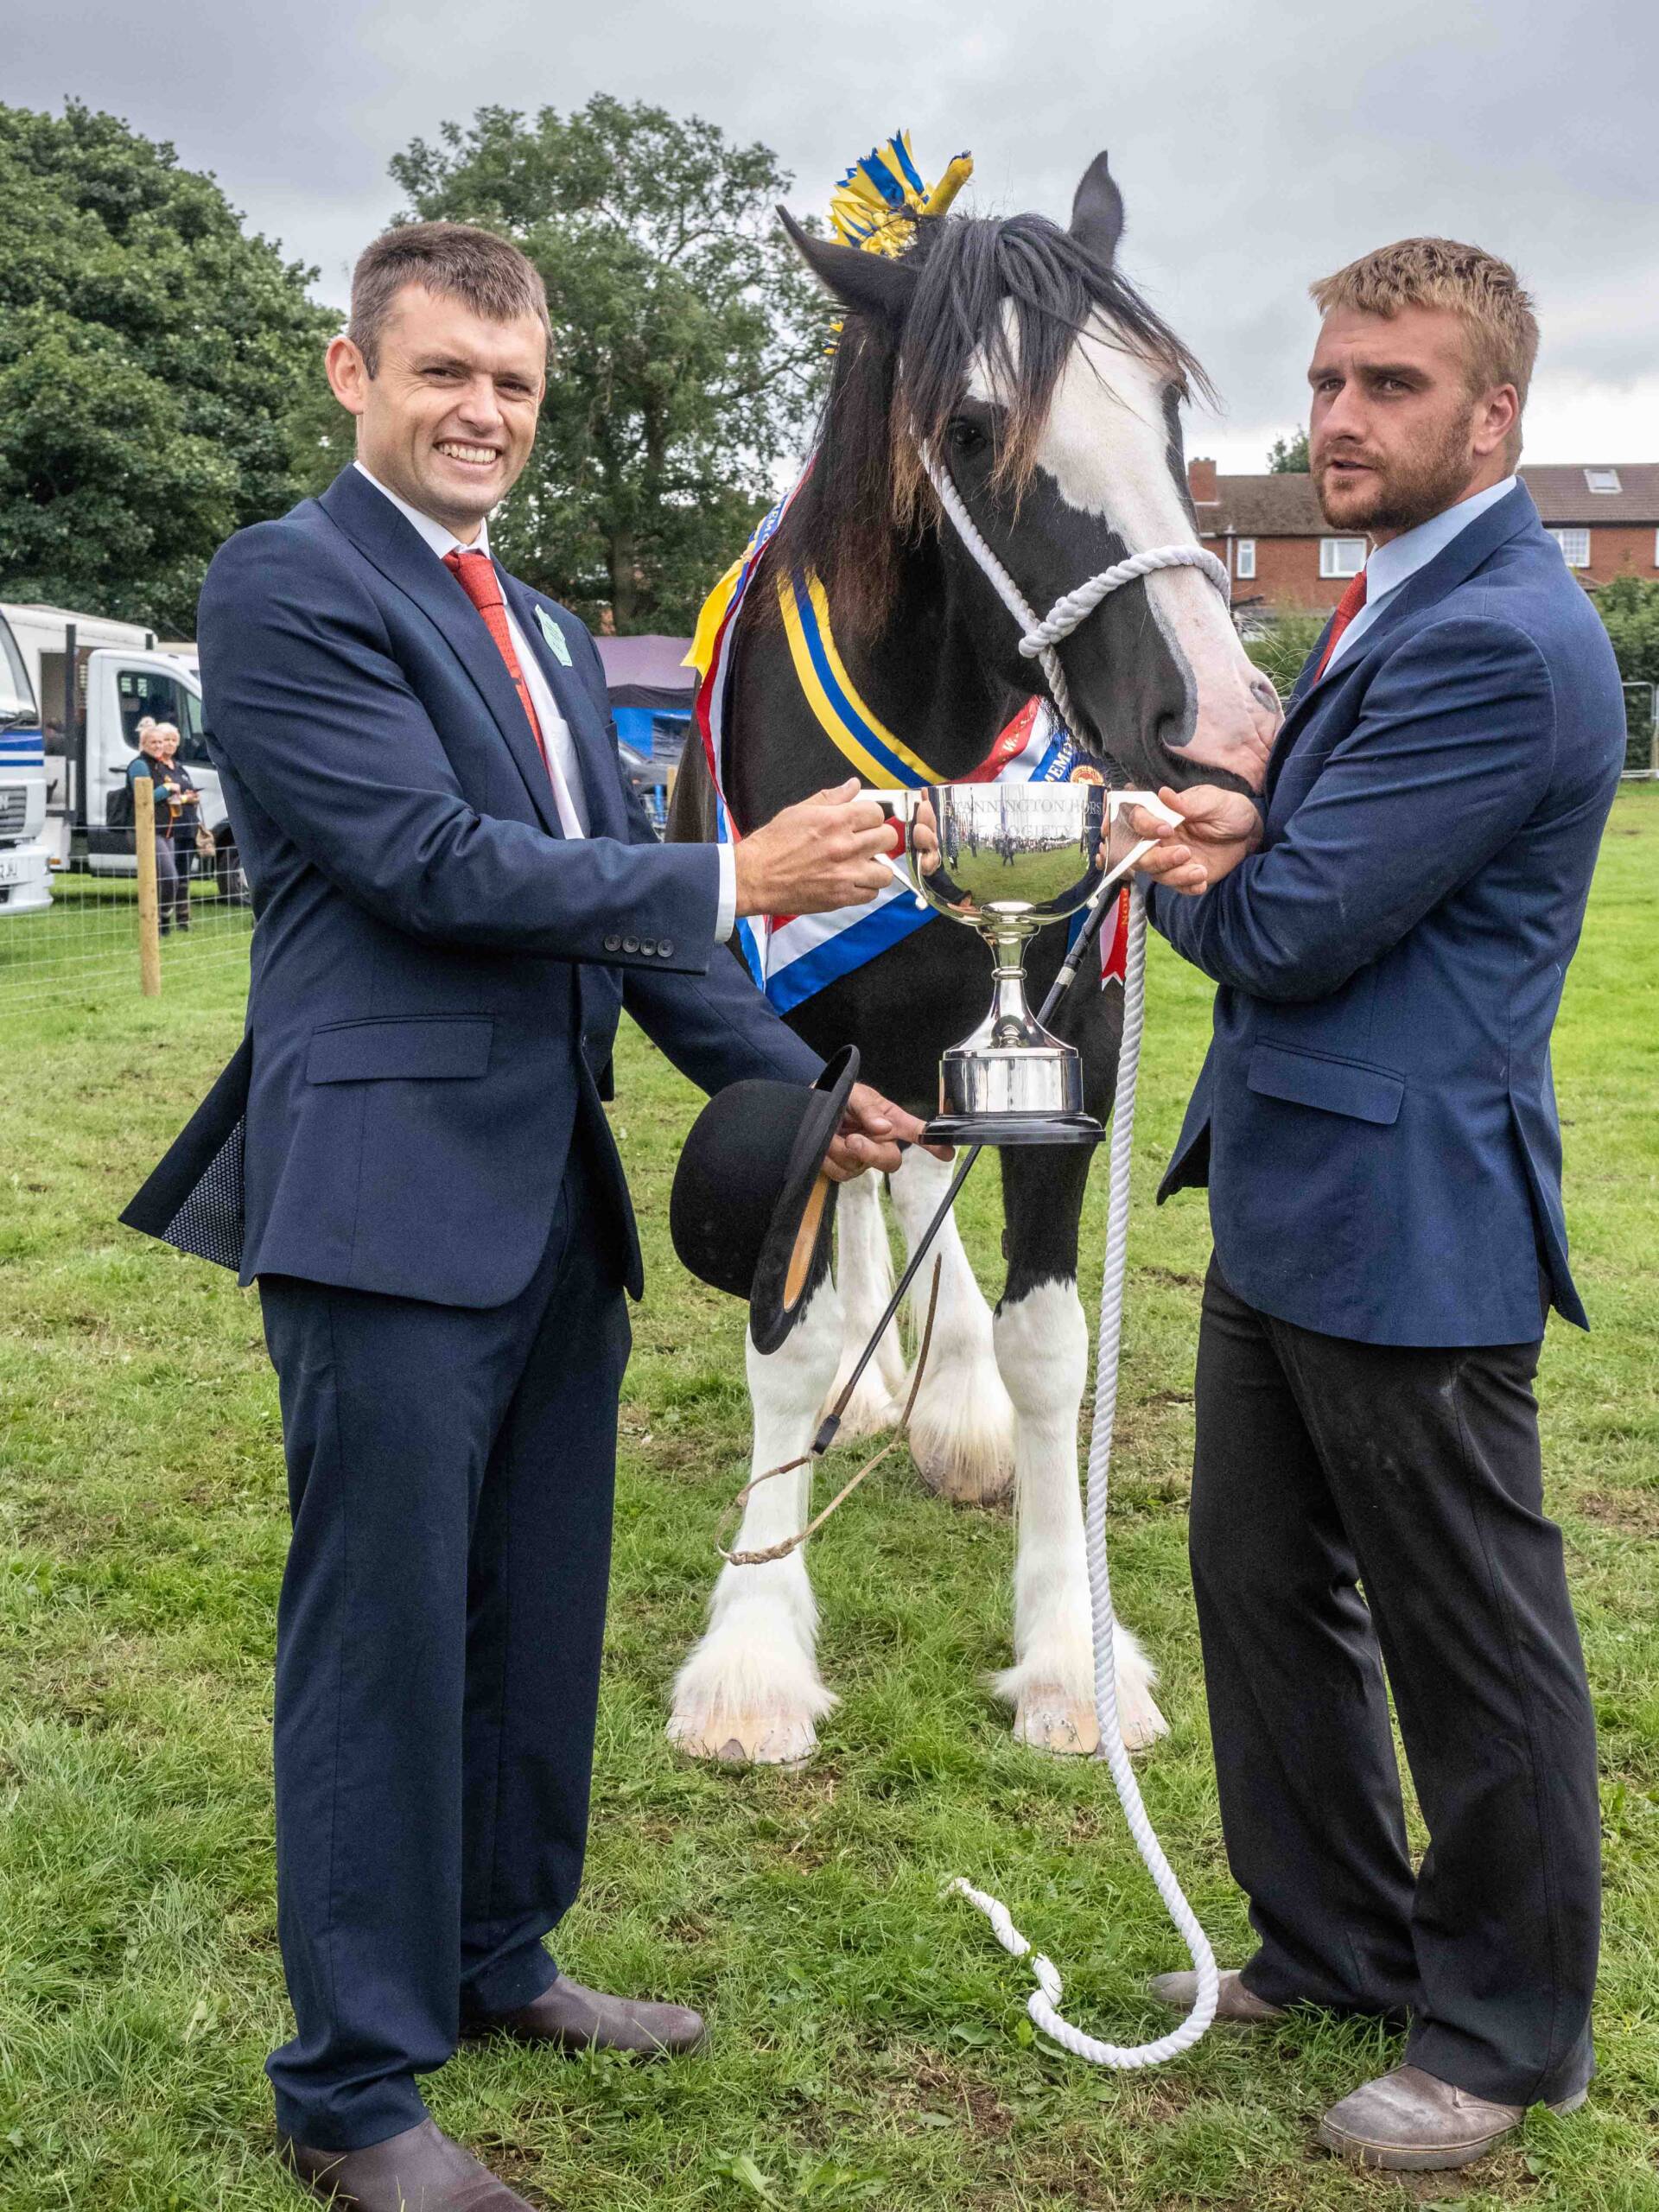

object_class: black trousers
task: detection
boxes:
[1191,1258,1599,2107]
[257,1139,630,2151]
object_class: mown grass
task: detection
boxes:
[1,791,1656,2211]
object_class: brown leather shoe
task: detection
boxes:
[1318,2063,1589,2172]
[279,2117,533,2208]
[1147,1967,1286,2022]
[463,1974,705,2056]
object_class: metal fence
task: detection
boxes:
[1624,683,1657,779]
[0,835,253,1013]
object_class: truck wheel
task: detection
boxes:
[215,833,251,907]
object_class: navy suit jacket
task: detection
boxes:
[128,465,819,1307]
[1153,484,1624,1346]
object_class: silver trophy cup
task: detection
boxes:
[897,780,1112,1147]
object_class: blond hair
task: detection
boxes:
[1311,238,1537,460]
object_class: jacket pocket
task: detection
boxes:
[306,1016,493,1084]
[1246,1041,1403,1126]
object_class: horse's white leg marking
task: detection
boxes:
[886,1148,1014,1504]
[829,1169,905,1440]
[667,1278,842,1766]
[990,1279,1167,1753]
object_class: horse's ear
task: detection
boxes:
[1070,152,1125,265]
[778,207,914,325]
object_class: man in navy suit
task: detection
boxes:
[134,221,927,2210]
[1131,240,1624,2172]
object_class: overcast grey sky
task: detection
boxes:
[14,0,1658,472]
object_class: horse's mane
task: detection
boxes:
[771,208,1213,637]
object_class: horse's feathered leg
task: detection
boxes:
[667,1272,842,1766]
[886,1148,1015,1504]
[829,1168,906,1439]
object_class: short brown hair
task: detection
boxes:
[347,220,550,373]
[1311,237,1538,457]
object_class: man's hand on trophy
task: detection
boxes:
[1123,784,1263,896]
[826,1083,950,1178]
[734,779,902,918]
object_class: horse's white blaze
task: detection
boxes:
[830,1167,906,1439]
[970,306,1278,790]
[991,1278,1167,1754]
[667,1279,842,1765]
[887,1148,1014,1504]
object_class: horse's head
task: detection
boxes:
[780,154,1279,794]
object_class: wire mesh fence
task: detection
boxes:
[0,840,253,1014]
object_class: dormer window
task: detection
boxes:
[1584,468,1621,493]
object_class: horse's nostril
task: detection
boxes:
[1154,711,1186,754]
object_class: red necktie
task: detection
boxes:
[443,549,550,774]
[1313,569,1368,681]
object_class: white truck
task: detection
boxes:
[0,604,245,906]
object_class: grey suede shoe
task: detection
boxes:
[279,2117,533,2208]
[1319,2063,1589,2171]
[462,1974,706,2056]
[1147,1967,1285,2022]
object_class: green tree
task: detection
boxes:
[390,96,830,632]
[0,102,337,636]
[1268,429,1310,474]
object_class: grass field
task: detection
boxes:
[2,791,1656,2212]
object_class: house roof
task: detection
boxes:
[1194,464,1659,538]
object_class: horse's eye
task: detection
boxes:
[947,418,988,458]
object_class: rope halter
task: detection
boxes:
[919,443,1231,753]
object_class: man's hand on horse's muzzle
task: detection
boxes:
[734,779,901,919]
[827,1083,950,1179]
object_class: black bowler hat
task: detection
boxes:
[671,1046,860,1355]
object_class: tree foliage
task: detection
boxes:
[1268,429,1310,474]
[0,102,336,635]
[390,96,830,632]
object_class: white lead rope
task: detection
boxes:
[946,884,1218,2065]
[920,444,1221,2066]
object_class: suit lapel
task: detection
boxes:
[499,573,627,840]
[1263,483,1540,804]
[319,468,563,838]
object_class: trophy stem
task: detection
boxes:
[920,916,1106,1148]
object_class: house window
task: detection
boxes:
[1236,538,1256,581]
[1584,468,1621,494]
[1319,537,1366,579]
[1548,528,1591,569]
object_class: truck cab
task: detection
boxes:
[0,608,51,917]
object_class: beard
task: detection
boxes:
[1315,410,1479,537]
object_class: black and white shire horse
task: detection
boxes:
[666,154,1277,1765]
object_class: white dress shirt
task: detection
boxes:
[353,463,735,938]
[1323,474,1516,674]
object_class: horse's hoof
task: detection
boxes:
[908,1422,1014,1505]
[1116,1688,1169,1752]
[667,1709,819,1767]
[1012,1694,1101,1757]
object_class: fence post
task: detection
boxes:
[133,777,162,998]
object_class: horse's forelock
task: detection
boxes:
[772,207,1211,638]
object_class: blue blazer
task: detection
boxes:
[145,465,819,1308]
[1154,484,1624,1346]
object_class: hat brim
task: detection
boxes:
[747,1046,860,1356]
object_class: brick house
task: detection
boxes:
[1187,458,1659,616]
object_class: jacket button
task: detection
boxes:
[623,936,640,954]
[658,939,674,957]
[603,934,621,953]
[639,936,657,954]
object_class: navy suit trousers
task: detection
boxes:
[257,1136,629,2152]
[1191,1258,1599,2107]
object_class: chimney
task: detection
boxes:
[1187,456,1218,504]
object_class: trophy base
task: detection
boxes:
[920,1110,1105,1148]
